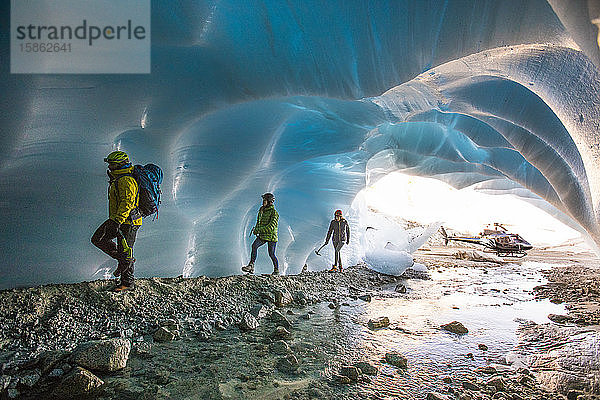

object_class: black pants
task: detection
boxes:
[91,220,139,286]
[250,238,278,270]
[333,241,344,268]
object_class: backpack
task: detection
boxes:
[132,164,163,219]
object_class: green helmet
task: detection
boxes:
[104,151,129,164]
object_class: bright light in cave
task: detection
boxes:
[363,172,584,248]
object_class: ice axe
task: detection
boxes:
[315,243,326,256]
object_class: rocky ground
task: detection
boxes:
[0,243,598,399]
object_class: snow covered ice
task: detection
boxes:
[1,0,600,288]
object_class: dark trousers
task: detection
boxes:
[250,238,278,270]
[333,241,344,268]
[91,220,139,286]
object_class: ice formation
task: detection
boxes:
[1,1,600,288]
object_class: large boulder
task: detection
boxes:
[70,338,131,372]
[276,354,299,373]
[270,310,292,328]
[53,367,103,398]
[153,327,176,342]
[353,361,378,375]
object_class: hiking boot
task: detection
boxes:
[328,265,338,272]
[271,268,280,276]
[241,262,254,274]
[114,284,133,292]
[339,266,343,272]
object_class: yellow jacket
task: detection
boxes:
[108,166,142,225]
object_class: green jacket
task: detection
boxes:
[253,205,279,242]
[108,165,142,226]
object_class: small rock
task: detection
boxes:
[567,390,585,400]
[270,340,290,355]
[336,374,352,384]
[465,352,474,359]
[475,366,496,374]
[272,326,291,339]
[548,314,573,323]
[53,367,104,398]
[132,342,152,358]
[353,361,378,375]
[328,303,336,309]
[260,291,276,304]
[250,304,269,319]
[442,376,452,384]
[478,344,488,351]
[270,310,292,328]
[368,317,390,330]
[70,338,131,372]
[441,321,468,334]
[301,313,311,320]
[339,366,360,381]
[7,389,19,399]
[18,370,40,387]
[427,393,451,400]
[48,368,64,378]
[462,381,480,391]
[358,294,372,302]
[274,289,293,307]
[0,375,10,390]
[395,284,407,293]
[276,354,299,373]
[153,327,176,342]
[486,376,505,391]
[384,352,407,368]
[239,312,259,331]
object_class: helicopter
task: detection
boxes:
[439,223,533,258]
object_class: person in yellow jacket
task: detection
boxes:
[91,151,142,291]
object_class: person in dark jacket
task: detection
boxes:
[242,193,280,275]
[91,151,142,291]
[324,209,350,272]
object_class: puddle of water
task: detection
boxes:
[94,261,564,400]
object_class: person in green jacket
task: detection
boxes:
[242,193,279,275]
[91,151,142,291]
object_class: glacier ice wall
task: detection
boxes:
[1,0,600,288]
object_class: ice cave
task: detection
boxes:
[1,0,600,289]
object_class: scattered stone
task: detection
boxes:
[132,342,152,358]
[353,361,378,375]
[260,291,276,304]
[358,294,372,302]
[153,326,176,342]
[478,343,488,351]
[462,380,480,391]
[328,303,336,309]
[336,374,352,384]
[301,313,311,320]
[475,366,496,374]
[270,340,290,355]
[274,289,293,307]
[368,317,390,330]
[339,366,360,381]
[70,338,131,372]
[442,376,452,384]
[272,326,291,339]
[486,376,505,391]
[1,375,11,390]
[466,352,474,359]
[249,304,270,319]
[239,312,259,331]
[18,370,40,387]
[270,310,292,328]
[48,368,64,378]
[548,314,573,323]
[276,354,299,373]
[384,352,407,368]
[427,393,451,400]
[395,284,407,293]
[293,291,307,305]
[441,321,468,334]
[7,389,18,399]
[53,367,103,398]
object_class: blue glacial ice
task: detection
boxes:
[1,0,600,288]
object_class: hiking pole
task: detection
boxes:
[315,243,326,256]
